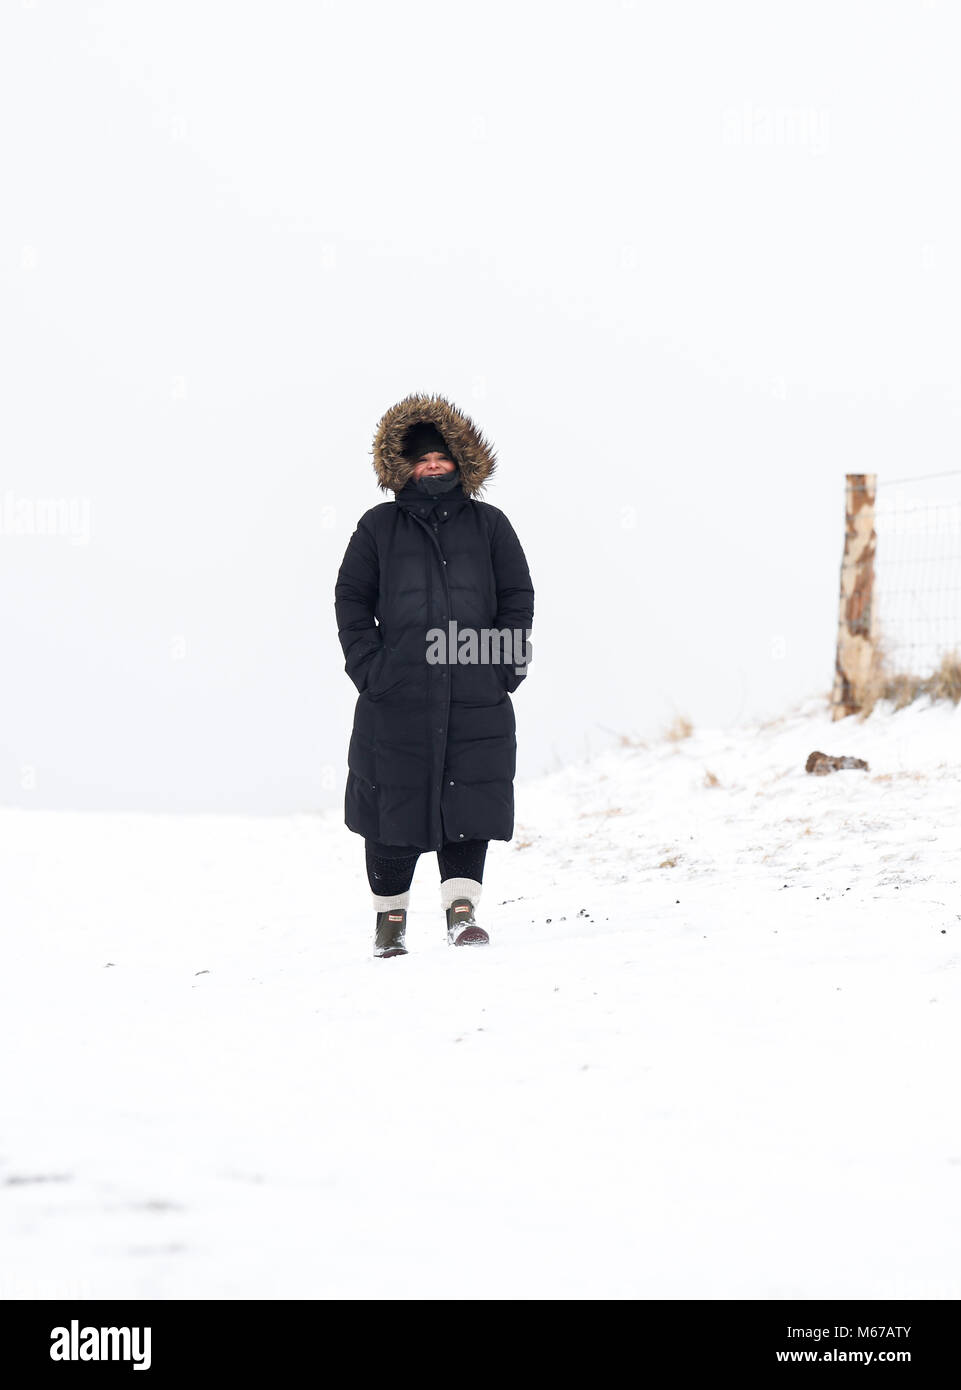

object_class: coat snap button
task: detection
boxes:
[449,780,454,786]
[458,832,465,838]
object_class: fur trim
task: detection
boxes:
[371,392,497,497]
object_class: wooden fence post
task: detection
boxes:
[831,473,877,719]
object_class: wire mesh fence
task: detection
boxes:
[874,475,961,678]
[832,471,961,718]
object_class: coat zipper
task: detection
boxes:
[407,510,453,849]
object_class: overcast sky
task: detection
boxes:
[2,0,960,812]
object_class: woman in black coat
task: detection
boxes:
[335,393,534,958]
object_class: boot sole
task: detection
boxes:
[449,929,489,947]
[375,947,408,958]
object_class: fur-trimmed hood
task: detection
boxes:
[371,393,497,498]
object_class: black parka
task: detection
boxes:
[335,394,534,851]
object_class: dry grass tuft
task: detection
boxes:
[929,650,961,703]
[703,769,720,788]
[857,638,961,719]
[599,725,648,749]
[665,714,694,742]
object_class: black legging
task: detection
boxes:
[365,838,488,897]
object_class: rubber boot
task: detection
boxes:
[374,908,408,958]
[446,897,489,947]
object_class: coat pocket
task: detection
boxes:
[492,661,515,695]
[364,646,386,696]
[367,647,405,702]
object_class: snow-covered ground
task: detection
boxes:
[2,692,960,1300]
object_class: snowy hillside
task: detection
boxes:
[2,692,960,1300]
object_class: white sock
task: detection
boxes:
[440,877,483,911]
[372,890,411,912]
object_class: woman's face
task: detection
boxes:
[411,451,455,480]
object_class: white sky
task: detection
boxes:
[2,0,960,812]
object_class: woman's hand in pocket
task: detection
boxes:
[364,645,387,696]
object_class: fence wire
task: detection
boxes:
[874,475,961,677]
